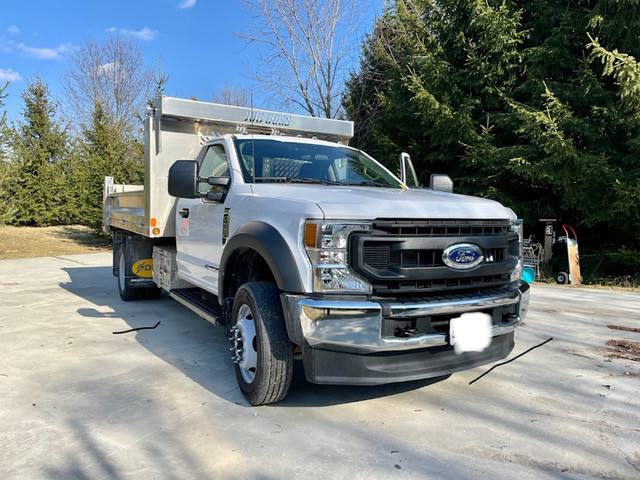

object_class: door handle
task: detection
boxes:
[179,208,189,218]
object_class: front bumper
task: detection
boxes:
[281,281,529,353]
[280,281,530,384]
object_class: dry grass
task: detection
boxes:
[0,225,111,260]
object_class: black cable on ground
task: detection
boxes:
[113,321,161,334]
[469,337,554,385]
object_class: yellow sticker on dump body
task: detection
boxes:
[132,259,153,277]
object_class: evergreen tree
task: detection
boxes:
[344,0,640,267]
[77,102,144,230]
[0,81,16,224]
[8,77,74,226]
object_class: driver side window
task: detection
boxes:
[198,145,229,194]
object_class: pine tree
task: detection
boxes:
[343,0,640,265]
[9,77,73,226]
[77,102,144,230]
[0,81,16,224]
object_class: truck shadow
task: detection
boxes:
[280,365,449,407]
[61,264,449,407]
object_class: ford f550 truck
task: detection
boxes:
[104,97,530,405]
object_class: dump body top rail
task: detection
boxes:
[104,96,354,238]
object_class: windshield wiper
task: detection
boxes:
[254,176,341,185]
[340,180,396,188]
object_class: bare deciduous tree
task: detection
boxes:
[211,83,251,107]
[237,0,366,118]
[63,34,152,133]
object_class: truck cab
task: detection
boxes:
[104,97,530,405]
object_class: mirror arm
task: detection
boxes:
[199,176,231,187]
[399,152,408,183]
[205,191,226,202]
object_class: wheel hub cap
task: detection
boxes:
[229,304,258,383]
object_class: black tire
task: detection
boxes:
[230,282,294,405]
[555,271,569,285]
[141,286,162,299]
[117,244,141,301]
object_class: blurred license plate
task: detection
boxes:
[449,312,492,354]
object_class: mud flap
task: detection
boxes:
[113,232,158,288]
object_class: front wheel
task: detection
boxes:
[229,282,294,405]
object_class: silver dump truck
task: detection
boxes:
[104,96,530,405]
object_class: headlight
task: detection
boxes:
[510,219,524,282]
[304,221,372,293]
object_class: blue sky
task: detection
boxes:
[0,0,382,123]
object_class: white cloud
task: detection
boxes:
[109,27,158,41]
[179,0,196,9]
[96,62,119,75]
[0,68,23,82]
[8,25,20,34]
[17,42,72,60]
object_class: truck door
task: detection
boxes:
[175,143,230,294]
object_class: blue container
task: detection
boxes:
[521,267,535,284]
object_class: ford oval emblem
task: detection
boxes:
[442,244,484,270]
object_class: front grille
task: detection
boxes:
[374,273,510,294]
[363,244,390,269]
[363,245,508,270]
[373,219,510,236]
[351,219,517,295]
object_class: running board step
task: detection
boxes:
[169,288,223,326]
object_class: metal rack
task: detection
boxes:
[523,239,543,279]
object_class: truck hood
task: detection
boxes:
[249,184,515,220]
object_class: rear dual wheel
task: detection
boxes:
[229,282,294,406]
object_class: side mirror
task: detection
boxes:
[399,152,420,188]
[430,174,453,193]
[168,160,198,198]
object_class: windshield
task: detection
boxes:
[233,138,403,188]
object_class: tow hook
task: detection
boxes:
[395,326,419,338]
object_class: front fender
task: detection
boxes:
[219,221,304,303]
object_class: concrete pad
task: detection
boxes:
[1,253,639,479]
